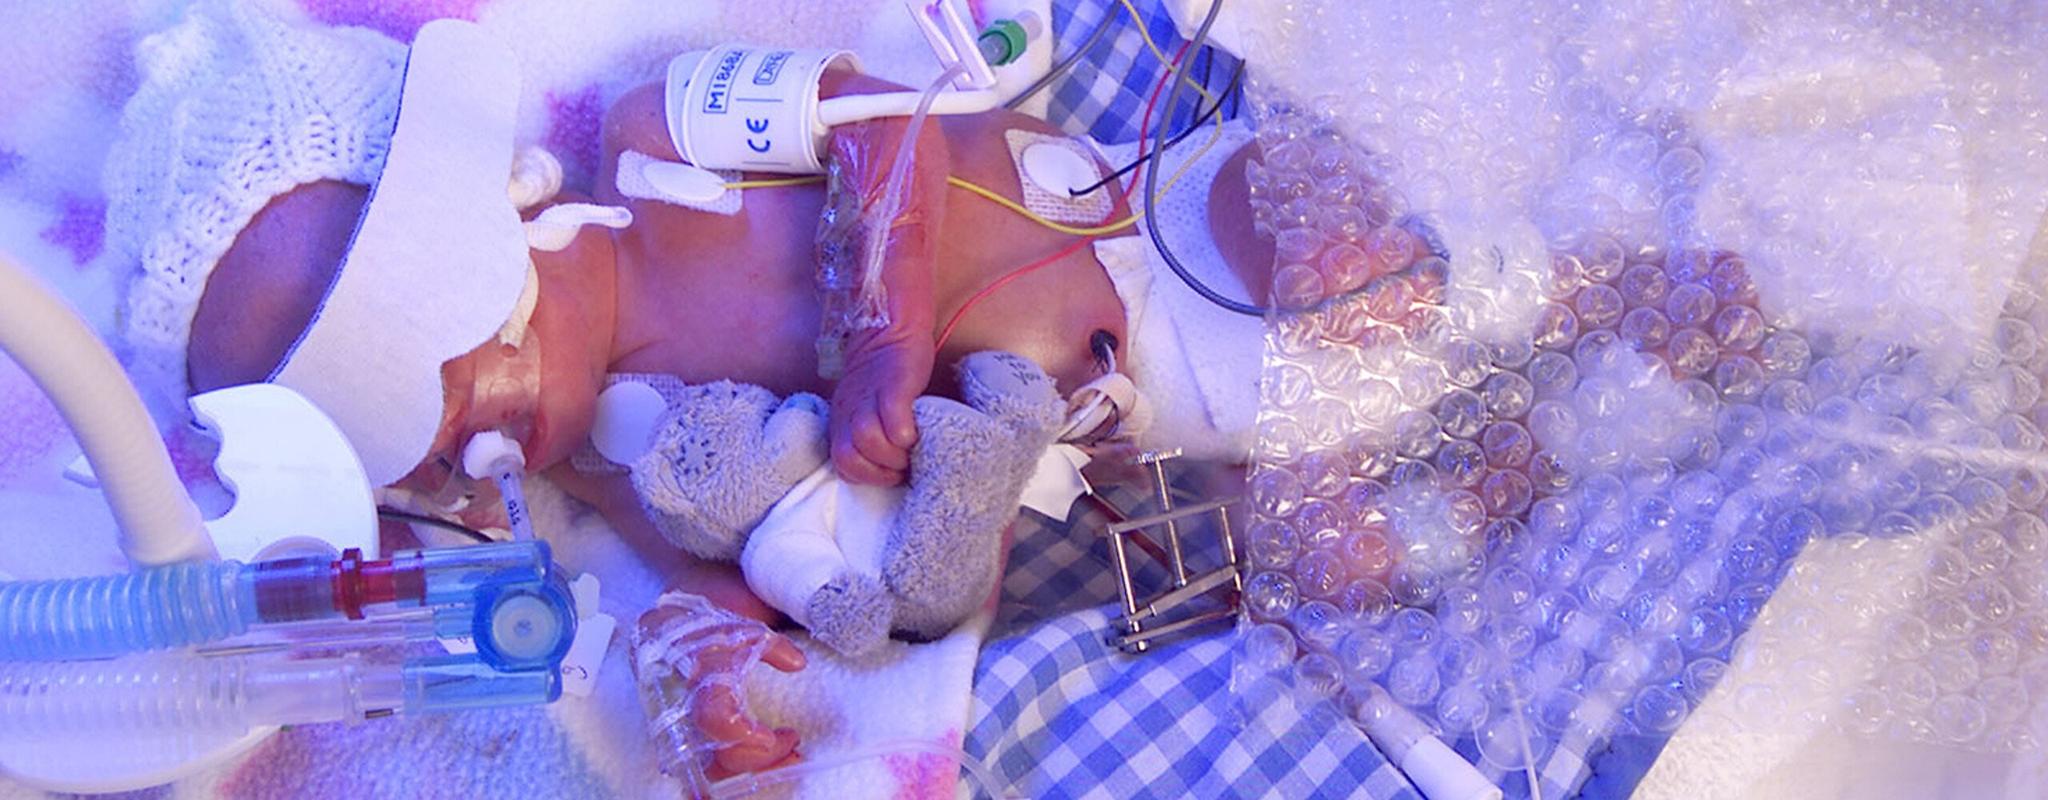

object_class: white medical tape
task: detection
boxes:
[525,202,633,252]
[271,20,530,487]
[1058,370,1151,442]
[740,466,847,628]
[1004,128,1114,225]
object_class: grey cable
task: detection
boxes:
[1003,2,1124,110]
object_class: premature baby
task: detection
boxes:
[107,2,1424,778]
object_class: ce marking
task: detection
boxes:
[746,117,770,153]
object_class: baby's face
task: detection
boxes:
[397,218,618,496]
[192,181,617,495]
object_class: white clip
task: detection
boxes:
[905,0,997,90]
[560,573,615,697]
[525,203,633,252]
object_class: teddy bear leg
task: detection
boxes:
[883,352,1064,637]
[631,382,827,562]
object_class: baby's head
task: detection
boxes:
[112,4,612,494]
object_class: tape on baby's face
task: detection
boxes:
[270,20,531,487]
[1004,128,1114,225]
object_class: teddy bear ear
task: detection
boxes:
[957,350,1053,397]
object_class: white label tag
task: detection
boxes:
[440,634,478,655]
[1019,444,1093,521]
[560,613,617,697]
[570,573,603,619]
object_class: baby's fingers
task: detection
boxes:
[692,684,776,750]
[832,413,906,485]
[762,634,806,673]
[709,728,802,779]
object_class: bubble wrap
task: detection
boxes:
[1223,0,2048,793]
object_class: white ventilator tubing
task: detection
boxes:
[815,85,1000,128]
[0,253,212,566]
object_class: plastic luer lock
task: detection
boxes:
[1226,1,2048,797]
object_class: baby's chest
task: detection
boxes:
[611,196,830,395]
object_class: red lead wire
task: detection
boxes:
[935,39,1195,350]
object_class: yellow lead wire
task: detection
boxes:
[946,176,1140,236]
[721,176,825,189]
[710,118,1232,240]
[1117,0,1218,106]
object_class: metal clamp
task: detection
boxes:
[1097,449,1243,654]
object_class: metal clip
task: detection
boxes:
[1096,449,1242,653]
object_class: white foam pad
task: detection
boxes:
[271,20,531,486]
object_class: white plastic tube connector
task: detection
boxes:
[462,430,533,541]
[0,253,211,566]
[1355,682,1504,800]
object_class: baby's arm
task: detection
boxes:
[546,464,804,775]
[813,69,951,486]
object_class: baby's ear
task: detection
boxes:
[189,180,368,392]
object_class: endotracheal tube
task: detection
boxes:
[463,429,534,541]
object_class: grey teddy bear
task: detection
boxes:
[607,351,1064,655]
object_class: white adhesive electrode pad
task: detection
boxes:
[271,20,531,487]
[666,45,859,175]
[615,150,743,215]
[1004,128,1113,225]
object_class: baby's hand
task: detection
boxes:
[633,593,807,780]
[829,327,932,485]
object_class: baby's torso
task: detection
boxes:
[605,109,1134,399]
[608,177,834,397]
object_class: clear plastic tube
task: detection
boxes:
[861,62,962,318]
[0,541,560,662]
[0,560,259,661]
[0,651,560,741]
[495,470,535,541]
[0,653,398,739]
[700,737,1014,800]
[462,430,535,541]
[815,62,963,378]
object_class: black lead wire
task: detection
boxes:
[1140,0,1269,316]
[1068,58,1245,199]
